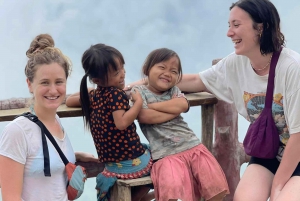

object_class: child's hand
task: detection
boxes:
[130,89,142,103]
[172,93,185,99]
[124,85,132,99]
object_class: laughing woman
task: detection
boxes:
[177,1,300,201]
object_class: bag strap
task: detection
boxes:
[37,118,70,165]
[265,48,282,108]
[17,112,69,177]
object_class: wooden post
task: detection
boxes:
[211,59,250,201]
[201,105,214,151]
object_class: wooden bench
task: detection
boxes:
[111,176,153,201]
[0,92,218,201]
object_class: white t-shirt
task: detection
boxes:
[0,115,75,201]
[200,47,300,160]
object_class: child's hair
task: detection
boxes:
[25,34,72,82]
[142,48,183,83]
[80,43,125,129]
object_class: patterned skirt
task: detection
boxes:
[96,147,152,201]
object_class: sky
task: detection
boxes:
[0,0,300,200]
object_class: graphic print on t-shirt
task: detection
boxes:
[243,91,289,145]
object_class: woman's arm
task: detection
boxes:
[137,108,178,124]
[124,79,147,91]
[112,90,143,130]
[177,74,207,93]
[75,152,99,163]
[125,74,207,93]
[0,155,24,201]
[66,88,94,107]
[66,92,80,107]
[270,133,300,201]
[147,97,189,114]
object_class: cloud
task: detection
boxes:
[1,1,300,200]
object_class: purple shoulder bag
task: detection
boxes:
[243,48,282,159]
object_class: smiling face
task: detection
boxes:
[227,6,261,56]
[106,60,126,90]
[147,56,180,95]
[27,63,67,112]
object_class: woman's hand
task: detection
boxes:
[75,152,99,163]
[270,186,281,201]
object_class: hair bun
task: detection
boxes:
[26,34,55,57]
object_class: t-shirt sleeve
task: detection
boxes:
[284,63,300,134]
[199,57,234,104]
[0,121,28,164]
[109,89,130,112]
[286,89,300,134]
[132,85,148,109]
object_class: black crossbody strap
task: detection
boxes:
[38,121,69,165]
[17,113,69,177]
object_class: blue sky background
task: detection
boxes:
[1,0,300,200]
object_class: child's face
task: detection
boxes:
[147,56,180,94]
[106,61,126,90]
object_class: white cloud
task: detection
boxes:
[1,0,300,200]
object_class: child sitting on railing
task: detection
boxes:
[66,44,153,201]
[128,48,229,201]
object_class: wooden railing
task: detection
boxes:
[0,92,218,174]
[0,91,249,201]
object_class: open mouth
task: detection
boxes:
[45,96,59,100]
[159,78,170,83]
[233,39,242,44]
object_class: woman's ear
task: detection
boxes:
[257,23,263,34]
[26,78,33,93]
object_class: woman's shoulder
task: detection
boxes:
[3,116,39,136]
[0,116,39,152]
[221,52,248,65]
[212,52,248,73]
[276,47,300,76]
[280,47,300,65]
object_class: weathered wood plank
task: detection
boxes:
[0,104,82,122]
[116,176,153,187]
[201,105,214,151]
[117,185,131,201]
[186,92,218,107]
[0,92,217,122]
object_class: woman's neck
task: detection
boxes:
[248,52,273,76]
[32,105,57,123]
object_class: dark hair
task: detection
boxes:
[80,44,125,129]
[142,48,182,83]
[230,0,285,55]
[25,34,71,82]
